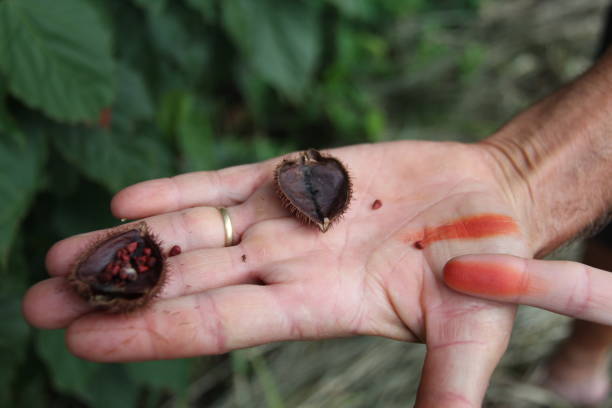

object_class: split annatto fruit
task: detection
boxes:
[69,222,169,312]
[275,149,352,232]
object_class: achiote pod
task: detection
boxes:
[69,222,170,313]
[275,149,352,232]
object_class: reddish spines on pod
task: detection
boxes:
[274,149,352,232]
[68,222,168,313]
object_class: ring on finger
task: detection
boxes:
[218,207,234,247]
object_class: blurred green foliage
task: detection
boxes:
[0,0,488,406]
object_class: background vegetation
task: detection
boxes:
[0,0,607,406]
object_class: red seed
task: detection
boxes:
[143,248,152,256]
[168,245,181,257]
[147,257,157,267]
[126,242,138,253]
[137,265,149,273]
[371,200,382,210]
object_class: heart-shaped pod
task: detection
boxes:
[275,149,352,232]
[69,222,167,313]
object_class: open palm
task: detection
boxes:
[24,141,531,407]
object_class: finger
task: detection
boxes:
[46,184,287,277]
[66,284,302,362]
[32,222,310,329]
[444,254,612,325]
[22,278,92,329]
[416,297,514,407]
[25,246,260,330]
[160,225,306,298]
[111,161,274,219]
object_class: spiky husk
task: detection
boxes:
[274,149,353,232]
[68,222,168,313]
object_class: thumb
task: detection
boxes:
[443,254,612,325]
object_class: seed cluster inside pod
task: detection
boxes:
[275,149,352,232]
[69,223,167,312]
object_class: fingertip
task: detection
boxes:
[109,189,127,219]
[45,234,91,277]
[443,254,529,298]
[111,178,178,219]
[45,239,69,276]
[22,282,43,327]
[111,182,148,219]
[22,278,92,329]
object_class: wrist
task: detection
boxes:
[476,132,542,255]
[478,63,612,257]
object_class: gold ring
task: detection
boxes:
[218,208,234,247]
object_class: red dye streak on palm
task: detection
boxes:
[415,214,519,249]
[444,260,533,297]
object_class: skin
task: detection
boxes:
[22,45,612,408]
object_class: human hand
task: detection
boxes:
[23,140,540,407]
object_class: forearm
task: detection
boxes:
[480,50,612,257]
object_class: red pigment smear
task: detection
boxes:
[371,199,382,210]
[414,214,519,249]
[444,260,532,297]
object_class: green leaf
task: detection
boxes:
[35,330,140,407]
[185,0,218,22]
[125,359,192,393]
[49,182,117,238]
[173,93,217,172]
[113,63,154,130]
[0,131,46,267]
[87,365,139,408]
[0,295,30,406]
[328,0,376,20]
[35,330,98,398]
[133,0,167,15]
[0,297,29,348]
[52,126,173,193]
[0,0,115,122]
[222,0,321,101]
[147,10,209,81]
[14,371,47,408]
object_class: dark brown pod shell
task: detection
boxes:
[68,222,167,313]
[275,149,352,232]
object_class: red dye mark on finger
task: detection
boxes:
[414,214,519,249]
[444,260,539,297]
[371,199,383,210]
